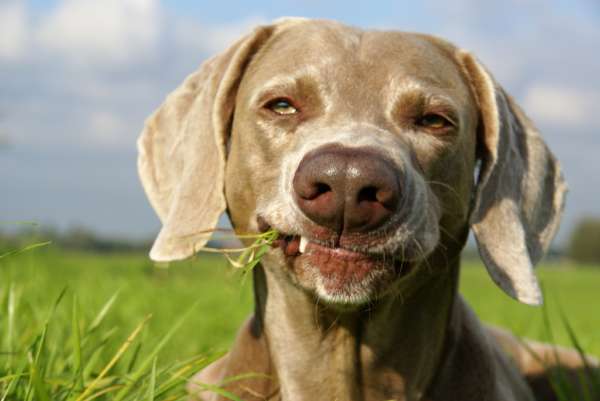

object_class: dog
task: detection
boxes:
[138,18,597,401]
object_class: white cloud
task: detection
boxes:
[0,0,265,71]
[0,0,28,61]
[0,3,269,152]
[172,15,267,56]
[422,0,600,90]
[523,84,600,128]
[89,110,131,148]
[37,0,161,67]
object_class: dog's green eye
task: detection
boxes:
[266,98,298,115]
[417,113,452,130]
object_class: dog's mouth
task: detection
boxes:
[259,219,412,304]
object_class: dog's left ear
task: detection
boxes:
[138,25,275,262]
[458,51,567,305]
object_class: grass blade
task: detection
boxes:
[557,302,600,395]
[539,288,575,401]
[78,384,123,401]
[152,355,214,398]
[126,341,143,374]
[219,372,271,386]
[0,241,52,260]
[75,315,152,401]
[4,284,16,367]
[24,287,67,401]
[113,302,200,401]
[28,353,51,401]
[87,291,120,334]
[147,357,157,401]
[0,358,27,400]
[188,382,245,401]
[72,295,84,390]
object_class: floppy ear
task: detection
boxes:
[138,25,274,262]
[459,51,567,305]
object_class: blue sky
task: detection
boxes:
[1,0,599,244]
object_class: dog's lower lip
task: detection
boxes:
[304,241,369,259]
[270,229,412,297]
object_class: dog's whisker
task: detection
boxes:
[313,294,324,331]
[410,237,434,275]
[437,226,460,247]
[425,180,470,211]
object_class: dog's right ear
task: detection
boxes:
[138,25,275,262]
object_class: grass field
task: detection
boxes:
[1,246,599,399]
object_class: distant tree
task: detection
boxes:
[567,217,600,265]
[0,224,152,254]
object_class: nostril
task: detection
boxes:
[357,186,398,210]
[357,186,378,203]
[316,183,331,196]
[302,182,332,200]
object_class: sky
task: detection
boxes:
[0,0,599,245]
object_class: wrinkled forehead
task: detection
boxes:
[243,21,472,109]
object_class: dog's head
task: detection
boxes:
[138,19,566,306]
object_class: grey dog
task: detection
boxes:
[138,18,597,401]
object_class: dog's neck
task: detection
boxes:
[254,252,461,401]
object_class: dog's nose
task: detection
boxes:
[293,145,400,234]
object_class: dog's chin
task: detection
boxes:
[272,235,413,306]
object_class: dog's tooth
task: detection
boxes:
[299,236,308,253]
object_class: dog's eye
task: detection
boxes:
[416,113,453,131]
[265,98,298,115]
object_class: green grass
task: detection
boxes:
[460,260,600,356]
[1,247,599,399]
[1,248,254,361]
[0,248,253,400]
